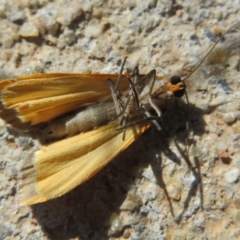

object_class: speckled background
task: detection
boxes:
[0,0,240,239]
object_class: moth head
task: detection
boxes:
[170,76,185,98]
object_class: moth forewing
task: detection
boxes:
[0,73,130,125]
[20,121,150,205]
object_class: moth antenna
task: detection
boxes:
[179,22,240,155]
[182,22,240,82]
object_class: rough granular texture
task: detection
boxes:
[0,0,240,239]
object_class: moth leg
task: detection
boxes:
[108,56,133,120]
[117,114,162,130]
[141,105,162,130]
[127,75,140,109]
[130,66,141,98]
[126,69,163,130]
[108,79,130,140]
[108,60,141,129]
[148,97,162,117]
[127,69,162,129]
[109,59,163,135]
[110,74,145,140]
[108,79,125,118]
[145,69,163,117]
[115,65,142,113]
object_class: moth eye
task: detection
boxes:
[170,76,182,85]
[47,130,53,135]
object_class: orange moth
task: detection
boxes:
[0,70,183,205]
[1,22,238,206]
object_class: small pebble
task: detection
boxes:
[46,20,59,36]
[234,198,240,209]
[232,121,240,134]
[61,2,83,26]
[0,69,9,81]
[173,235,186,240]
[122,229,131,239]
[207,47,227,64]
[1,34,14,48]
[223,112,236,124]
[90,44,105,59]
[12,33,20,42]
[85,24,103,38]
[209,96,226,107]
[198,103,209,112]
[223,185,234,198]
[217,150,231,164]
[147,211,159,221]
[18,206,30,218]
[190,145,202,158]
[109,213,123,233]
[234,211,240,227]
[22,66,33,75]
[148,0,157,8]
[139,183,158,204]
[216,141,228,151]
[20,23,39,37]
[168,184,181,201]
[122,213,140,226]
[34,65,44,73]
[82,1,92,12]
[120,193,141,211]
[235,111,240,120]
[193,77,208,90]
[231,101,240,111]
[215,11,223,20]
[224,111,240,123]
[92,8,103,18]
[29,0,39,8]
[131,232,140,240]
[140,205,149,214]
[224,168,240,183]
[142,165,156,182]
[9,11,26,24]
[63,30,76,46]
[16,136,32,150]
[0,223,11,239]
[0,8,6,18]
[126,0,137,8]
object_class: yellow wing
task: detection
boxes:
[0,73,129,124]
[20,121,150,205]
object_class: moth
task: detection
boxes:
[1,22,239,206]
[0,64,184,205]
